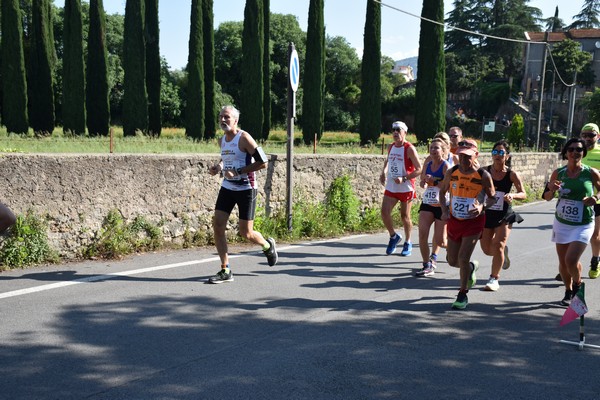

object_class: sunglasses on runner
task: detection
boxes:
[566,147,584,153]
[581,132,597,139]
[458,141,476,148]
[491,149,506,156]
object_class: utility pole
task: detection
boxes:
[567,71,577,138]
[535,33,548,151]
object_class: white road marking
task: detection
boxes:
[0,236,368,300]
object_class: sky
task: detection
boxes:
[53,1,584,70]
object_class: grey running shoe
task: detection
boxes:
[208,269,234,284]
[422,263,435,277]
[415,262,435,276]
[264,237,278,266]
[502,246,510,270]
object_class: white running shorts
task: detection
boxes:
[551,218,594,244]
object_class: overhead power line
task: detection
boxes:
[372,0,577,87]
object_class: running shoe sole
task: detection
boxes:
[502,246,510,270]
[468,260,478,289]
[264,237,278,266]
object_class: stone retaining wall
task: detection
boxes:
[0,152,560,258]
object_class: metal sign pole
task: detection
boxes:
[286,43,299,232]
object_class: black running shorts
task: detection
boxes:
[215,187,258,220]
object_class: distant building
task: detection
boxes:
[522,29,600,97]
[392,62,415,82]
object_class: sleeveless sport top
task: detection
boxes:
[421,159,450,207]
[555,165,594,225]
[448,165,486,220]
[484,166,513,216]
[385,142,416,193]
[220,131,257,191]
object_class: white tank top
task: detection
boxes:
[220,131,257,191]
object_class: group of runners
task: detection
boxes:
[207,105,600,311]
[380,121,600,309]
[380,123,526,309]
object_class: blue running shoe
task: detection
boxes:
[386,233,401,255]
[400,241,412,256]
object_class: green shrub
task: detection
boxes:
[85,209,162,259]
[325,175,361,231]
[0,210,57,269]
[548,132,567,152]
[507,114,525,148]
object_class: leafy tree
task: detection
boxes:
[262,0,270,139]
[122,0,148,136]
[325,36,360,97]
[185,0,205,140]
[359,0,381,145]
[302,0,325,143]
[105,12,125,123]
[569,0,600,29]
[214,21,243,104]
[62,0,86,135]
[214,14,305,128]
[159,59,183,127]
[550,39,594,98]
[145,0,161,136]
[1,0,29,133]
[382,87,416,123]
[29,0,55,135]
[445,0,478,59]
[483,0,542,78]
[445,52,504,95]
[471,81,510,118]
[545,6,565,32]
[241,0,264,139]
[86,0,110,136]
[585,88,600,126]
[414,0,446,142]
[323,36,360,131]
[202,0,217,138]
[380,55,405,101]
[266,14,305,127]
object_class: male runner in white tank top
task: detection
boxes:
[207,105,278,283]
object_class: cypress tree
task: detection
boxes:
[1,0,29,133]
[62,0,86,135]
[123,0,148,136]
[29,0,55,135]
[241,0,264,139]
[262,0,270,140]
[414,0,446,142]
[86,0,110,136]
[359,0,381,145]
[185,0,205,140]
[202,0,216,139]
[145,0,161,136]
[302,0,325,144]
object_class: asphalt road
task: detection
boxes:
[1,200,600,400]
